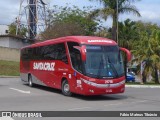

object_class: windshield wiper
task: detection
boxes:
[97,55,118,79]
[107,56,119,77]
[96,55,103,79]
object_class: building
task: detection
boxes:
[0,35,32,61]
[0,35,31,49]
[0,24,9,35]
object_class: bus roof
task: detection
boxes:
[22,36,117,49]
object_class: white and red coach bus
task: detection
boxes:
[20,36,131,96]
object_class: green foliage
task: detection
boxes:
[116,19,160,83]
[9,22,27,37]
[95,27,110,38]
[9,23,16,35]
[0,60,19,76]
[118,19,139,49]
[132,29,160,84]
[89,0,141,41]
[41,5,99,40]
[117,19,160,51]
[135,21,160,35]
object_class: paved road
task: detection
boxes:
[0,78,160,120]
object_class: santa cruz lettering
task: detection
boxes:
[33,62,55,71]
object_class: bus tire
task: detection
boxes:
[28,75,33,87]
[62,79,72,96]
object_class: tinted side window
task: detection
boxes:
[21,48,31,61]
[33,47,41,60]
[67,42,82,73]
[21,49,25,60]
[28,48,33,60]
[56,43,68,64]
[21,43,68,64]
[40,45,57,60]
[40,43,68,64]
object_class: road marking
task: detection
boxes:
[68,107,91,110]
[9,88,30,94]
[104,103,123,107]
[0,117,14,120]
[129,100,148,104]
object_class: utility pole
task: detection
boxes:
[116,0,119,44]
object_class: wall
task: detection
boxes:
[9,37,30,49]
[0,37,9,48]
[0,36,30,49]
[0,36,31,62]
[0,47,20,62]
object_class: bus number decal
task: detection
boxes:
[105,80,113,84]
[33,62,55,71]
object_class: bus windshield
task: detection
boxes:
[84,45,124,79]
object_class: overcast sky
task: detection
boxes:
[0,0,160,28]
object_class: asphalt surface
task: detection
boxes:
[0,78,160,120]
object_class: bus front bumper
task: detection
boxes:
[80,79,125,95]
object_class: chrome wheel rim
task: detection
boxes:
[64,84,69,93]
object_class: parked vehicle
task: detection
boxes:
[126,73,135,82]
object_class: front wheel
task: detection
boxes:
[62,79,72,96]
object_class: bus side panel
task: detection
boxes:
[51,61,74,89]
[20,60,30,82]
[68,72,85,95]
[31,74,47,86]
[30,60,71,89]
[30,60,57,88]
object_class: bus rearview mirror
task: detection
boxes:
[81,45,86,61]
[120,47,131,61]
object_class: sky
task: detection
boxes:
[0,0,160,28]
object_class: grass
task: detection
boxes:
[0,60,20,76]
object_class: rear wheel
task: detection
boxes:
[62,79,72,96]
[28,75,33,87]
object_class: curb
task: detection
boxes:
[126,85,160,88]
[0,76,20,78]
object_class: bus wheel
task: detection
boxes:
[28,75,33,87]
[62,79,72,96]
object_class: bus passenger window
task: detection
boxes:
[56,43,68,64]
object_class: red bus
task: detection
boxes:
[20,36,131,96]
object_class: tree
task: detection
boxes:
[41,5,99,40]
[9,22,27,37]
[95,27,110,37]
[89,0,141,42]
[118,19,139,49]
[132,30,160,84]
[131,21,160,84]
